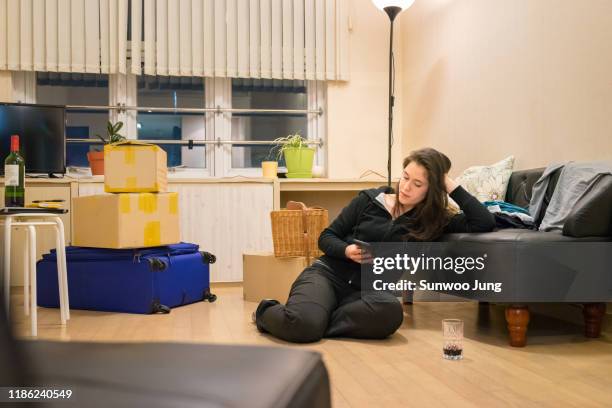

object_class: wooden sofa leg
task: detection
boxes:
[583,303,606,338]
[402,290,413,305]
[505,305,530,347]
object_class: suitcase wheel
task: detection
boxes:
[203,290,217,303]
[200,251,216,264]
[151,301,171,314]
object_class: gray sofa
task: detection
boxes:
[440,168,611,346]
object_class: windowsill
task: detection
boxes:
[3,175,389,183]
[72,175,274,184]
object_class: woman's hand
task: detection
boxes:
[444,175,459,194]
[345,244,372,264]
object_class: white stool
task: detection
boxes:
[1,213,70,336]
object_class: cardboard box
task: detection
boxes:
[73,192,180,249]
[243,253,308,303]
[104,141,168,193]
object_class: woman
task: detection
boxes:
[254,148,495,343]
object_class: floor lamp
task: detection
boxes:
[372,0,415,187]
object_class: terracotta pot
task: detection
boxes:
[87,150,105,175]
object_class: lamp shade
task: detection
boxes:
[372,0,415,11]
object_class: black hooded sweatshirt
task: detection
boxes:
[317,185,496,285]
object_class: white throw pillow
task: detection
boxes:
[455,156,515,202]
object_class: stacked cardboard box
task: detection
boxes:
[243,200,327,303]
[73,142,180,249]
[104,142,168,193]
[243,253,307,303]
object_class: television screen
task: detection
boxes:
[0,103,66,175]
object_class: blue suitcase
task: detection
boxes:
[36,242,217,314]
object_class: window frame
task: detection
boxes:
[130,74,212,178]
[22,71,326,178]
[30,71,112,169]
[223,79,326,178]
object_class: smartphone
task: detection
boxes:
[352,239,371,249]
[352,239,374,263]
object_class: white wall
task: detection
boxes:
[399,0,612,176]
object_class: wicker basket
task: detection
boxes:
[271,205,329,259]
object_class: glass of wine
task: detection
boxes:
[442,319,464,360]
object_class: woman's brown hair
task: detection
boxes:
[394,148,454,241]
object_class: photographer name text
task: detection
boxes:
[372,279,502,293]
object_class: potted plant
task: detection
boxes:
[261,154,279,178]
[87,121,126,176]
[269,133,315,178]
[261,138,284,178]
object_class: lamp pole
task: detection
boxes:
[384,6,401,188]
[372,0,414,187]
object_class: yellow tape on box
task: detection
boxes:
[72,192,180,249]
[104,141,168,193]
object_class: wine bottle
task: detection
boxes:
[4,134,25,207]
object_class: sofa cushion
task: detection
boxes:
[504,167,563,228]
[438,230,612,302]
[455,156,515,202]
[441,229,611,243]
[563,175,612,237]
[504,168,543,207]
[23,341,331,408]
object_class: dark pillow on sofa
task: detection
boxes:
[563,175,612,237]
[504,168,544,208]
[534,168,563,227]
[504,167,561,228]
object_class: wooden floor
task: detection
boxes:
[10,285,612,408]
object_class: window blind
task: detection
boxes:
[138,0,350,80]
[0,0,127,74]
[0,0,350,81]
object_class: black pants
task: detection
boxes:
[256,261,404,343]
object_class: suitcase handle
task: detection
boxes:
[147,258,168,272]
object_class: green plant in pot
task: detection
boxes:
[87,121,126,176]
[260,139,284,178]
[271,133,315,178]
